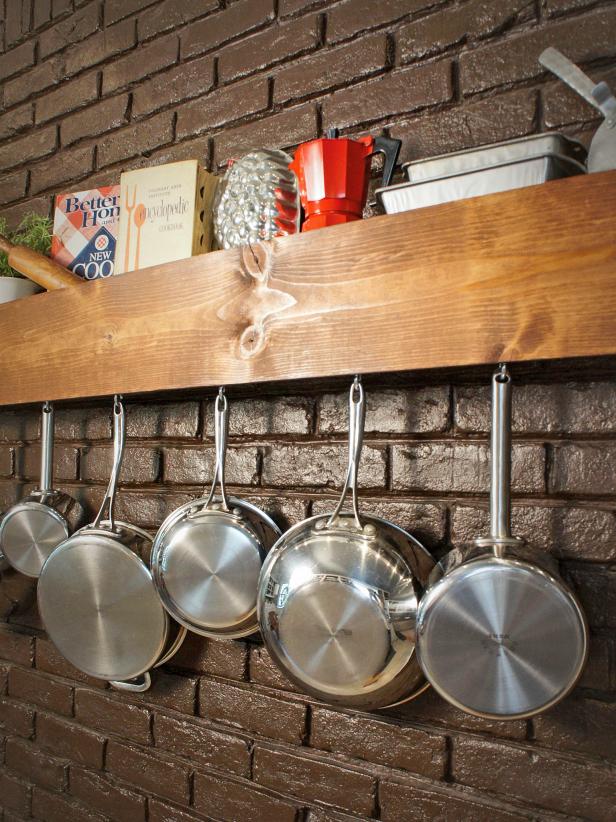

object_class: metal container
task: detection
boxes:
[376,133,586,214]
[416,365,588,719]
[0,402,84,577]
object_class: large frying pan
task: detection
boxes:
[38,396,186,691]
[416,365,588,719]
[257,377,435,710]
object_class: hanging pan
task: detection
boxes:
[416,364,588,719]
[257,377,435,710]
[38,396,186,692]
[0,402,84,577]
[151,388,281,638]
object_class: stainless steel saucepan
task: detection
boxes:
[0,402,84,577]
[38,396,186,692]
[258,377,435,710]
[151,388,281,638]
[416,365,588,719]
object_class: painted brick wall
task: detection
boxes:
[0,1,615,821]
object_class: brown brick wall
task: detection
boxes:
[1,1,616,821]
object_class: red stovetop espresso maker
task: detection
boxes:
[289,128,401,231]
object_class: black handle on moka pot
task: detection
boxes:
[373,136,402,187]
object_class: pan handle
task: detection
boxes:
[109,672,151,692]
[327,376,364,530]
[93,396,125,530]
[490,364,512,540]
[39,402,54,494]
[205,387,230,511]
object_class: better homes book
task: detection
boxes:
[115,160,217,275]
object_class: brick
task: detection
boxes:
[199,678,306,745]
[0,39,35,81]
[391,88,538,164]
[312,707,446,777]
[30,144,95,195]
[4,56,65,106]
[19,443,78,482]
[33,0,52,28]
[35,637,104,688]
[4,2,28,46]
[242,493,308,531]
[568,567,616,630]
[0,103,35,142]
[36,72,99,124]
[163,445,258,486]
[0,697,31,738]
[132,55,214,119]
[578,635,612,692]
[263,443,386,488]
[154,712,250,776]
[544,65,616,128]
[319,386,449,434]
[544,0,598,15]
[253,745,376,816]
[36,713,105,769]
[0,445,13,476]
[392,442,545,494]
[214,101,317,164]
[53,407,111,441]
[0,196,52,231]
[456,381,616,434]
[139,0,218,41]
[75,689,151,745]
[0,125,56,172]
[102,34,178,95]
[171,634,248,680]
[125,401,200,438]
[218,15,319,83]
[327,0,433,43]
[322,60,453,130]
[106,740,190,804]
[149,799,212,822]
[97,111,174,168]
[193,770,298,822]
[39,2,100,58]
[80,444,159,483]
[8,668,73,716]
[64,18,136,76]
[5,737,66,790]
[311,498,446,549]
[551,443,616,495]
[380,778,526,822]
[106,0,157,24]
[453,735,616,819]
[249,644,300,692]
[52,0,73,15]
[0,627,34,666]
[131,131,212,169]
[533,697,616,760]
[206,396,313,436]
[0,662,9,694]
[176,75,269,140]
[131,670,197,714]
[279,0,325,15]
[1,170,28,205]
[63,96,128,148]
[399,0,534,62]
[108,490,192,529]
[31,786,105,822]
[182,0,274,58]
[69,767,146,822]
[0,771,31,816]
[274,32,386,104]
[460,6,616,94]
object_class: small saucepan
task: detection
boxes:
[416,365,588,719]
[38,396,186,692]
[151,388,281,638]
[0,402,84,577]
[258,377,435,710]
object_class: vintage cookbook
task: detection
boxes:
[114,160,217,275]
[51,186,120,280]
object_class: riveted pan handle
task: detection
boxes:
[490,364,512,540]
[39,401,54,494]
[93,396,125,530]
[327,376,365,529]
[205,387,230,511]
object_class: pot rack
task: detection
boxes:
[1,170,615,407]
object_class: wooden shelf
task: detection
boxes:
[1,170,616,407]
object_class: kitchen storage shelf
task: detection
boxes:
[1,170,615,407]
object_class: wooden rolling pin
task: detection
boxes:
[0,234,82,290]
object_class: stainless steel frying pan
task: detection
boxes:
[416,365,588,719]
[151,388,281,638]
[258,377,435,710]
[38,396,186,691]
[0,402,84,577]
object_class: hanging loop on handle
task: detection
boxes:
[327,376,365,530]
[205,387,230,512]
[490,364,513,541]
[39,401,54,494]
[93,396,125,530]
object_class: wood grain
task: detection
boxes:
[1,170,615,406]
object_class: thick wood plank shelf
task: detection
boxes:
[1,171,615,406]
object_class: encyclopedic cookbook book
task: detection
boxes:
[114,160,217,275]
